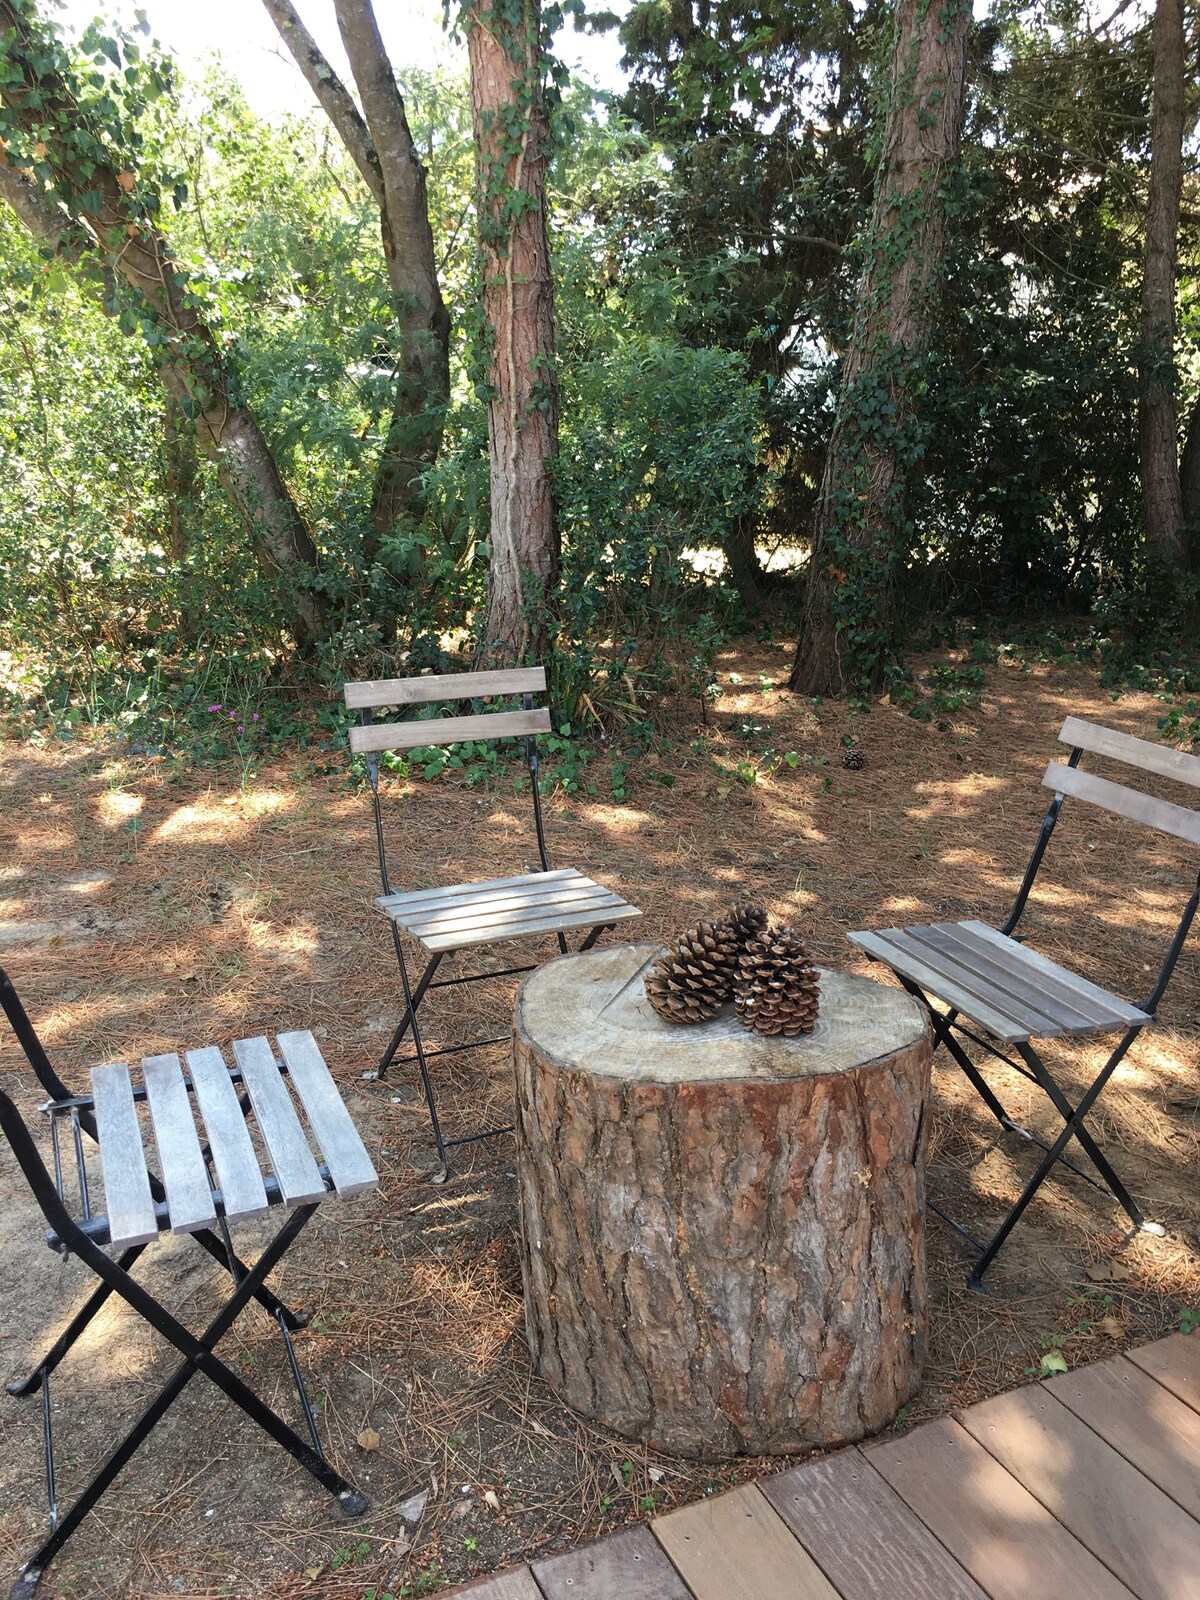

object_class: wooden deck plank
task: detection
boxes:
[653,1484,839,1600]
[444,1566,544,1598]
[1047,1355,1200,1521]
[956,1381,1200,1600]
[761,1448,987,1600]
[231,1036,325,1206]
[275,1031,377,1198]
[141,1052,218,1234]
[91,1061,159,1248]
[185,1046,270,1221]
[1126,1333,1200,1416]
[864,1416,1135,1600]
[534,1526,691,1600]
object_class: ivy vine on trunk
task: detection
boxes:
[789,0,971,697]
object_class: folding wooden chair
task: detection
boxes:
[344,665,642,1176]
[0,966,376,1599]
[848,716,1200,1288]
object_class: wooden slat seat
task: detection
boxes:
[847,919,1150,1044]
[377,868,642,953]
[86,1032,377,1249]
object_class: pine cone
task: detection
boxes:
[841,745,866,770]
[645,920,738,1024]
[722,900,768,950]
[734,923,821,1037]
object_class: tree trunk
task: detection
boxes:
[1180,389,1200,564]
[1139,0,1187,566]
[789,0,970,696]
[264,0,451,564]
[514,945,932,1457]
[467,0,560,666]
[163,393,197,561]
[0,5,325,643]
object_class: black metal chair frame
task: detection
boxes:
[854,727,1199,1290]
[0,969,366,1600]
[348,667,637,1177]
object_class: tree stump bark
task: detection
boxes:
[513,943,932,1458]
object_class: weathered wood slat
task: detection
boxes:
[185,1046,269,1221]
[653,1485,839,1600]
[1126,1333,1200,1415]
[232,1037,326,1206]
[1059,716,1200,789]
[344,667,546,710]
[534,1526,691,1600]
[956,1381,1200,1600]
[847,928,1029,1041]
[915,928,1126,1036]
[422,900,641,952]
[880,927,1065,1036]
[141,1053,218,1234]
[350,708,551,755]
[1043,761,1200,847]
[443,1566,545,1599]
[761,1447,988,1600]
[91,1061,158,1248]
[276,1031,377,1198]
[379,868,580,916]
[401,886,629,938]
[1048,1356,1200,1521]
[951,921,1148,1025]
[865,1417,1135,1600]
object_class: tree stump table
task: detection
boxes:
[513,942,933,1459]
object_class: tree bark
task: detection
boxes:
[789,0,970,696]
[514,945,932,1457]
[0,5,326,643]
[467,0,560,666]
[263,0,451,561]
[1138,0,1187,565]
[1180,389,1200,563]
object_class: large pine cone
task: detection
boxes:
[734,923,821,1037]
[722,900,768,951]
[645,920,738,1024]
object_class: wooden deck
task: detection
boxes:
[450,1332,1200,1600]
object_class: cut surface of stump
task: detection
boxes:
[513,942,932,1458]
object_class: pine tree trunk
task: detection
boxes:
[1180,390,1200,565]
[514,946,932,1458]
[467,0,560,666]
[1139,0,1187,565]
[788,0,970,696]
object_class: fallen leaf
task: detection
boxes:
[482,1489,501,1512]
[452,1500,472,1520]
[648,1468,664,1483]
[1085,1261,1131,1283]
[1098,1315,1124,1338]
[1038,1350,1068,1377]
[356,1426,381,1452]
[610,1463,625,1489]
[303,1566,324,1582]
[398,1489,428,1524]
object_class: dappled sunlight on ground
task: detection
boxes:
[0,639,1197,1597]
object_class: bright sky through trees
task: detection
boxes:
[56,0,626,116]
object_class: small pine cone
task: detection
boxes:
[734,923,821,1037]
[721,900,768,952]
[841,745,866,770]
[645,920,739,1024]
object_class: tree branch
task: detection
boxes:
[260,0,386,209]
[0,149,72,250]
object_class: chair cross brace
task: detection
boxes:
[0,1093,366,1600]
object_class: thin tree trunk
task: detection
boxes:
[789,0,970,696]
[263,0,451,560]
[1139,0,1187,565]
[467,0,560,665]
[1180,389,1200,563]
[0,6,325,643]
[164,393,197,561]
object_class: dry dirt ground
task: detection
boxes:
[1,639,1198,1600]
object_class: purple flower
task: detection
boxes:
[208,703,222,712]
[252,713,260,723]
[237,724,245,733]
[229,712,236,720]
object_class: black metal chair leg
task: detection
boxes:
[372,944,443,1081]
[11,1205,366,1600]
[393,938,449,1176]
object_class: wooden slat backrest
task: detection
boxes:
[349,706,551,756]
[1043,761,1200,847]
[1059,716,1200,790]
[344,666,546,711]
